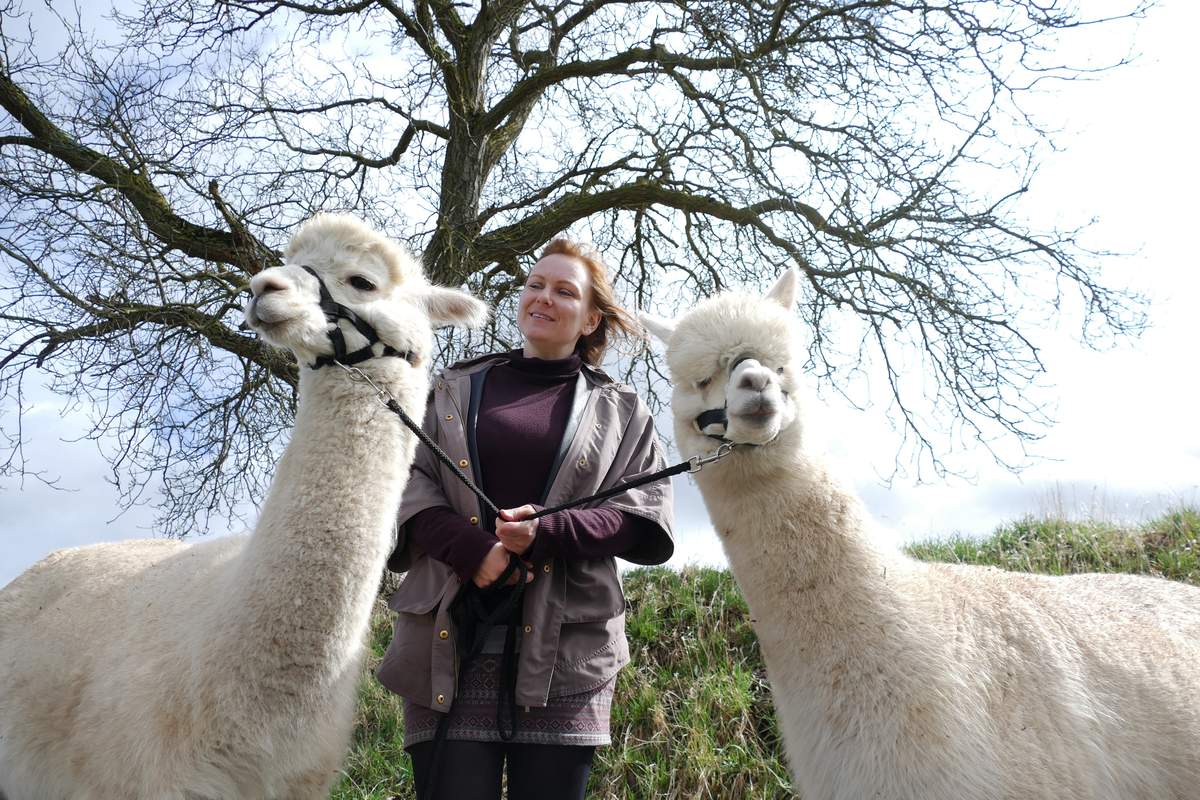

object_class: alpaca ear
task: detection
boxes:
[638,312,676,344]
[421,286,489,329]
[765,268,798,310]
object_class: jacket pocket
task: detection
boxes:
[376,608,436,701]
[377,559,452,702]
[560,556,625,623]
[549,614,630,697]
[387,557,452,614]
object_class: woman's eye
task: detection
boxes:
[349,276,376,292]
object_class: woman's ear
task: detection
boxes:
[583,308,601,336]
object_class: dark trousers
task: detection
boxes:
[407,739,595,800]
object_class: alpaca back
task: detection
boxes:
[0,534,362,798]
[921,565,1200,800]
[0,538,273,797]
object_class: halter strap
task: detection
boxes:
[299,265,417,370]
[693,353,776,445]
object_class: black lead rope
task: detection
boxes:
[421,556,529,800]
[381,394,733,522]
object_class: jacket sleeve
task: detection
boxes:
[528,507,659,563]
[564,391,675,565]
[387,394,491,573]
[407,506,496,584]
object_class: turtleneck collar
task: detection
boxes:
[504,348,583,380]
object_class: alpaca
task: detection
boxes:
[0,214,487,799]
[642,271,1200,800]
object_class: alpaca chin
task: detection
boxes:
[724,413,782,446]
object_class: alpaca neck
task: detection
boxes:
[212,363,420,692]
[696,446,926,692]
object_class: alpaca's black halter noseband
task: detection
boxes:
[694,353,756,442]
[300,265,416,370]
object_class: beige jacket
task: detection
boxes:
[376,353,674,710]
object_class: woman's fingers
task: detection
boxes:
[499,504,537,521]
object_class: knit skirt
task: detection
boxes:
[403,654,615,748]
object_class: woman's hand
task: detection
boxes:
[496,505,539,556]
[472,541,533,588]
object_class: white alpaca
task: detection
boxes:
[642,272,1200,800]
[0,214,487,799]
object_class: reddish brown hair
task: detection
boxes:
[538,238,636,366]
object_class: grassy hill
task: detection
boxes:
[333,508,1199,799]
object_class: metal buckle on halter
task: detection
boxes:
[687,441,736,473]
[333,362,392,405]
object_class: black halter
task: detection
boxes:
[694,353,757,442]
[300,265,416,370]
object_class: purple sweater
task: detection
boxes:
[409,351,654,584]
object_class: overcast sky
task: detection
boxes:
[2,1,1198,586]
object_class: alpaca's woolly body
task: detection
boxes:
[651,278,1200,800]
[0,215,483,799]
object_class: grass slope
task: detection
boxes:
[333,509,1199,799]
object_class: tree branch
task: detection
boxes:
[0,70,280,272]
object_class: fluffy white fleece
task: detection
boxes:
[0,214,486,799]
[643,271,1200,800]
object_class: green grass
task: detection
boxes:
[332,508,1199,799]
[905,507,1200,582]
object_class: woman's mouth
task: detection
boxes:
[530,311,555,322]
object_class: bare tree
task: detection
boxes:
[0,0,1148,535]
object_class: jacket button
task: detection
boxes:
[439,629,449,640]
[543,563,551,573]
[458,458,469,468]
[524,625,532,634]
[445,414,454,421]
[576,457,587,469]
[469,515,479,525]
[436,694,445,705]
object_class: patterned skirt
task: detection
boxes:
[403,654,615,748]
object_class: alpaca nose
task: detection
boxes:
[249,272,288,298]
[736,364,771,392]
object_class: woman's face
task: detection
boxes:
[518,253,601,360]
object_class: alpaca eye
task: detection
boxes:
[777,366,785,374]
[696,377,712,390]
[349,276,376,292]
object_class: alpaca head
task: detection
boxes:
[642,270,802,459]
[244,214,488,369]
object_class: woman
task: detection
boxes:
[377,238,674,800]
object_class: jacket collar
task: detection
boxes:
[441,349,615,386]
